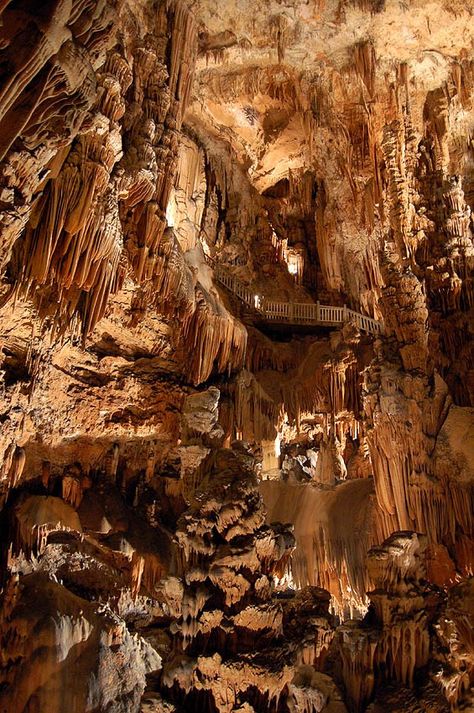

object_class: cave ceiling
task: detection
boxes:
[189,0,474,191]
[0,0,473,712]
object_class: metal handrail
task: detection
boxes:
[206,257,384,335]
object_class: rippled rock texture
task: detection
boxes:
[0,1,473,711]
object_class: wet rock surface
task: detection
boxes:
[0,1,473,711]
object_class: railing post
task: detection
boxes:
[211,270,384,335]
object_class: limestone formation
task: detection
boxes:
[0,1,473,712]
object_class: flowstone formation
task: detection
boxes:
[0,0,473,711]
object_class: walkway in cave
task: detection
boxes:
[210,260,384,335]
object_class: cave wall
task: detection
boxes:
[0,1,473,712]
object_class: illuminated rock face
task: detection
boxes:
[0,1,473,712]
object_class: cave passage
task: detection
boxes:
[0,1,473,713]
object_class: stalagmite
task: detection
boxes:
[0,1,473,712]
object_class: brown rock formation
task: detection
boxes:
[0,1,473,712]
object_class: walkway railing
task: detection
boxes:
[207,258,383,336]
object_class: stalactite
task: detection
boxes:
[246,328,298,373]
[161,445,326,712]
[381,121,413,259]
[62,475,83,509]
[181,287,247,385]
[433,578,474,709]
[233,370,281,442]
[123,0,198,290]
[11,494,83,556]
[338,533,436,712]
[12,45,130,336]
[261,479,375,618]
[425,175,474,316]
[338,623,378,711]
[7,446,25,491]
[0,3,473,713]
[353,41,376,98]
[0,0,119,277]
